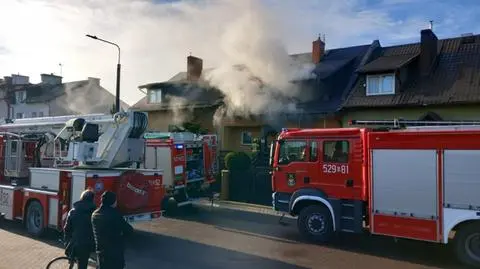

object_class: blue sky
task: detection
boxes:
[0,0,479,105]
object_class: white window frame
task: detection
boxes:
[31,112,37,118]
[366,74,395,96]
[147,89,162,104]
[15,90,26,103]
[15,112,23,119]
[241,131,253,145]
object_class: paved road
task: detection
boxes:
[0,204,470,269]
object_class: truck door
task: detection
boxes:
[5,140,22,178]
[318,137,362,200]
[273,139,311,191]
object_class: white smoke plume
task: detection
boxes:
[165,94,194,125]
[204,0,313,126]
[0,0,433,117]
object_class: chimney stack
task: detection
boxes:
[88,77,100,85]
[420,28,438,76]
[41,73,62,85]
[187,55,203,81]
[312,35,325,64]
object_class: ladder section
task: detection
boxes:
[349,119,480,131]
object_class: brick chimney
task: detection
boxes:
[88,77,100,85]
[419,28,438,76]
[312,35,325,64]
[187,55,203,81]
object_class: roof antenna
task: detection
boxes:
[429,20,434,31]
[323,34,326,44]
[59,63,63,77]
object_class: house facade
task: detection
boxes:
[133,37,377,152]
[0,73,129,119]
[342,29,480,125]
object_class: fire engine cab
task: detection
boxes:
[142,132,218,210]
[0,111,165,236]
[271,119,480,267]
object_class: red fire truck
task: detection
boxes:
[0,111,165,236]
[271,119,480,267]
[142,132,218,210]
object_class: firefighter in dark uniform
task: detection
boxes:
[92,191,134,269]
[63,189,96,269]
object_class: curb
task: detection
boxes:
[193,199,295,219]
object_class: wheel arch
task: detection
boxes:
[443,209,480,243]
[290,188,336,231]
[23,198,42,225]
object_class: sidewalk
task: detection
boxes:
[0,225,95,269]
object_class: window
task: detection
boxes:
[15,91,26,103]
[39,112,44,117]
[366,74,395,96]
[241,131,253,145]
[323,140,349,163]
[147,89,162,104]
[309,141,318,162]
[31,112,37,118]
[278,140,307,165]
[15,113,23,119]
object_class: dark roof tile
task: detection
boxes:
[133,44,373,114]
[344,34,480,108]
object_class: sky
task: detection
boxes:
[0,0,479,106]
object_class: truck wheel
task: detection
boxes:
[297,204,334,243]
[26,200,45,237]
[454,223,480,268]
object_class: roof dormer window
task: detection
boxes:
[147,89,162,104]
[366,74,395,96]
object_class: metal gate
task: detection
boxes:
[229,166,272,206]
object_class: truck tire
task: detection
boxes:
[297,204,334,243]
[26,200,45,237]
[454,222,480,268]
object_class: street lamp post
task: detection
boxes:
[86,34,121,113]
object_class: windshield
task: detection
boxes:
[278,140,307,165]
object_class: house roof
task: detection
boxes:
[343,34,480,108]
[132,45,373,115]
[7,79,129,114]
[294,44,373,114]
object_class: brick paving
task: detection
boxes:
[0,222,95,269]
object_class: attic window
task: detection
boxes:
[147,89,162,104]
[366,74,395,96]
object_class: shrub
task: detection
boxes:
[224,151,251,171]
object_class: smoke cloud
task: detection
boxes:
[203,0,315,126]
[165,94,194,126]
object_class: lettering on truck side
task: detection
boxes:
[0,189,10,207]
[126,182,147,195]
[322,163,349,174]
[148,179,162,187]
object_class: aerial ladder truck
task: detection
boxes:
[0,111,165,236]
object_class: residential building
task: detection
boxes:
[0,73,129,120]
[342,29,480,125]
[132,37,376,152]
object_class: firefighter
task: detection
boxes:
[63,189,96,269]
[92,191,134,269]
